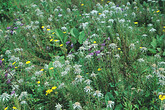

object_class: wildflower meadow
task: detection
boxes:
[0,0,165,109]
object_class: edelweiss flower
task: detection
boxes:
[73,102,82,110]
[107,100,115,108]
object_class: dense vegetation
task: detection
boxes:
[0,0,165,109]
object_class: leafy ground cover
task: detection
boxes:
[0,0,165,109]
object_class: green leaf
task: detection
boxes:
[151,38,157,48]
[148,49,157,54]
[163,50,165,56]
[78,31,86,44]
[70,28,79,38]
[55,29,64,43]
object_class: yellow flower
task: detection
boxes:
[118,48,121,50]
[12,62,16,65]
[101,0,104,1]
[107,1,110,3]
[156,10,160,13]
[26,61,31,64]
[52,86,57,90]
[49,67,54,70]
[15,67,18,69]
[50,39,53,42]
[63,32,66,34]
[81,4,84,6]
[98,68,102,71]
[163,26,165,28]
[140,47,142,49]
[93,41,96,44]
[41,26,44,28]
[4,107,8,110]
[40,69,44,71]
[2,58,4,61]
[13,107,17,109]
[159,94,165,101]
[79,15,81,16]
[134,22,138,24]
[99,13,101,15]
[49,36,52,38]
[46,89,53,95]
[37,81,40,84]
[52,32,55,34]
[47,29,51,31]
[163,29,165,32]
[54,39,59,42]
[60,44,63,47]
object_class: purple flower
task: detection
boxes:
[89,53,94,56]
[107,37,110,40]
[14,27,18,29]
[5,73,8,78]
[0,60,2,64]
[88,48,92,51]
[101,46,104,50]
[116,4,119,7]
[7,79,11,84]
[101,43,105,46]
[66,41,70,45]
[7,27,11,29]
[10,30,13,35]
[20,23,24,26]
[95,50,101,56]
[71,43,73,48]
[11,91,15,95]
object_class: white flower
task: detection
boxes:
[85,55,93,59]
[5,50,11,55]
[90,72,97,78]
[67,54,75,60]
[61,71,68,76]
[107,101,115,108]
[21,100,27,105]
[35,71,43,76]
[58,83,65,89]
[73,102,82,110]
[19,91,28,100]
[44,81,49,87]
[129,43,135,50]
[53,61,63,68]
[75,75,84,83]
[114,54,120,59]
[84,86,93,93]
[154,54,161,59]
[149,28,156,32]
[90,10,98,15]
[140,47,147,53]
[61,27,67,31]
[0,93,10,102]
[93,90,103,98]
[81,22,88,29]
[137,58,145,63]
[108,19,114,23]
[55,103,62,110]
[84,79,92,85]
[109,43,117,49]
[142,34,147,37]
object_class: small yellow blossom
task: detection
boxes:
[134,22,138,24]
[118,48,121,50]
[52,86,57,90]
[37,81,40,84]
[50,39,53,42]
[41,26,44,28]
[49,67,54,70]
[163,26,165,28]
[46,89,53,95]
[81,4,84,6]
[99,13,101,15]
[79,15,81,16]
[140,47,142,49]
[159,94,165,101]
[101,0,104,1]
[63,32,66,34]
[156,10,160,13]
[40,69,44,71]
[60,44,63,47]
[52,32,55,34]
[93,41,96,44]
[4,107,8,110]
[98,68,102,71]
[13,107,17,109]
[26,61,31,64]
[2,58,4,61]
[54,39,59,42]
[47,29,51,31]
[15,67,18,69]
[12,62,16,65]
[107,1,110,3]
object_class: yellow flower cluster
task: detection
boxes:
[26,61,31,64]
[98,68,102,71]
[46,86,57,95]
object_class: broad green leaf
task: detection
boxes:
[78,31,86,44]
[151,38,157,48]
[70,28,79,38]
[148,48,157,54]
[55,29,64,42]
